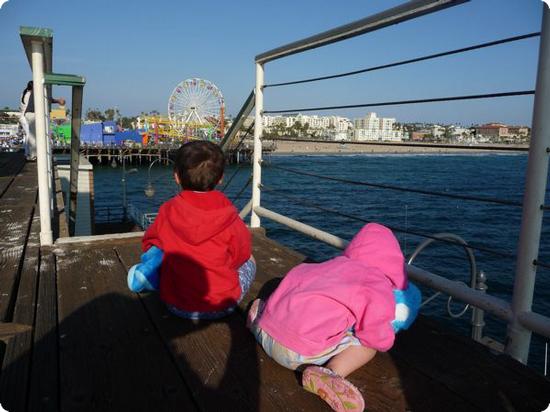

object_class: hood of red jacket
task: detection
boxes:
[163,194,239,245]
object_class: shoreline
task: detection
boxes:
[267,139,528,155]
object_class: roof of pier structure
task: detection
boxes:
[20,26,53,73]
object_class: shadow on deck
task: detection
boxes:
[0,152,549,411]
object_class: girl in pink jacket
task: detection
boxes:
[247,223,420,412]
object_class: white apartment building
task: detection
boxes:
[431,125,446,139]
[353,112,404,142]
[449,126,471,140]
[263,114,353,139]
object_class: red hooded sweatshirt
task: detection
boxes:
[142,190,251,312]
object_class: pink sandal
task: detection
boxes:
[302,366,365,412]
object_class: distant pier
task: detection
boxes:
[52,145,257,165]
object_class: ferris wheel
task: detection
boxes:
[167,78,225,138]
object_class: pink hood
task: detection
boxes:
[258,223,407,355]
[344,223,407,290]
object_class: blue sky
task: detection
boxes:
[0,0,545,125]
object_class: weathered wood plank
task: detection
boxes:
[0,213,40,411]
[0,162,38,207]
[0,152,25,198]
[27,248,58,412]
[0,322,32,339]
[56,245,196,412]
[115,238,330,411]
[0,161,38,324]
[392,317,550,411]
[0,203,35,322]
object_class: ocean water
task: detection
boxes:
[94,153,550,372]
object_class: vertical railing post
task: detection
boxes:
[250,62,264,228]
[69,85,83,236]
[471,270,487,342]
[122,151,128,221]
[505,4,550,363]
[43,84,54,216]
[31,40,53,246]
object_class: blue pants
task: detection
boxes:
[167,258,256,320]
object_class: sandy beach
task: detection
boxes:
[266,139,528,155]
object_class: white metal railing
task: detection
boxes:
[248,0,550,364]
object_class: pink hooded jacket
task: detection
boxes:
[257,223,407,355]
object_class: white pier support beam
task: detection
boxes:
[31,40,53,246]
[250,63,264,228]
[505,4,550,363]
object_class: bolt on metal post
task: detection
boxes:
[471,270,487,342]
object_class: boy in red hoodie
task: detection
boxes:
[142,141,255,319]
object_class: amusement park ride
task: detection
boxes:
[140,78,225,144]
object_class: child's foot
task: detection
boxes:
[302,366,364,412]
[246,298,263,329]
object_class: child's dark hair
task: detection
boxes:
[174,141,225,191]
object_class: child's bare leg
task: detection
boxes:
[326,346,376,378]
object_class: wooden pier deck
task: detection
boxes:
[0,152,549,411]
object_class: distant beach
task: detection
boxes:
[267,139,528,155]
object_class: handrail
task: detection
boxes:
[253,205,550,341]
[255,0,468,63]
[239,199,253,219]
[220,89,255,152]
[408,233,486,342]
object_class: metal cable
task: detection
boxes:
[222,165,243,193]
[534,259,550,270]
[263,90,535,114]
[233,122,255,152]
[268,164,540,210]
[232,174,252,202]
[264,32,540,88]
[222,122,255,193]
[261,184,514,258]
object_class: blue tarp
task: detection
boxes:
[114,130,142,144]
[80,123,103,144]
[78,122,140,146]
[102,135,116,145]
